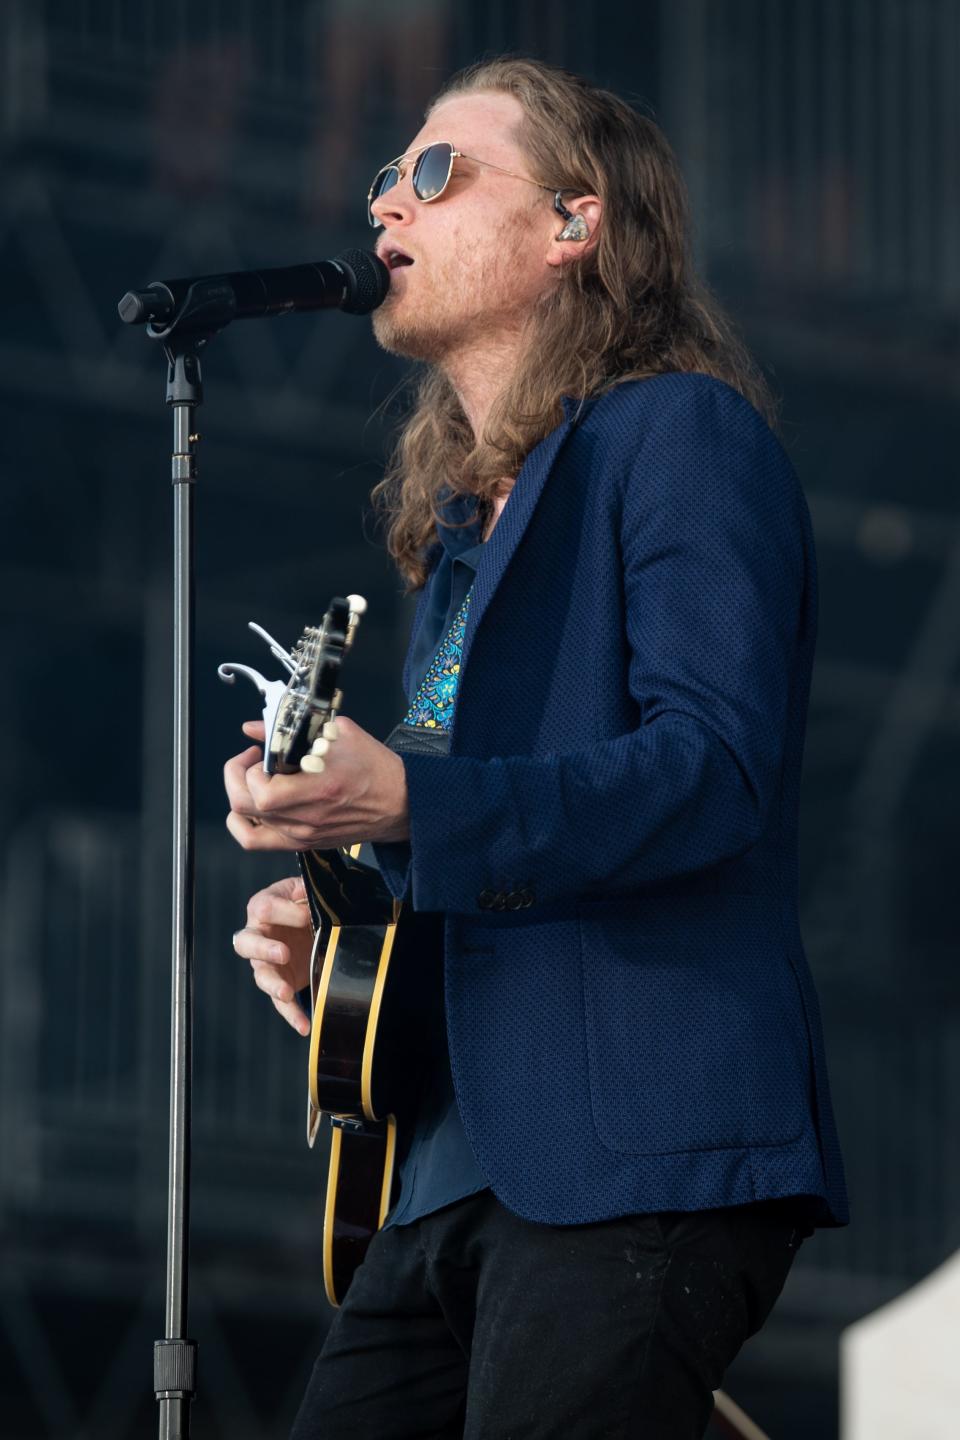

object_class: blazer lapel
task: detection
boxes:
[459,414,576,679]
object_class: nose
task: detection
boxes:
[370,192,415,229]
[369,170,416,229]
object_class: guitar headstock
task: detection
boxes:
[218,594,366,775]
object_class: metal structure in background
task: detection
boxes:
[0,2,958,1436]
[660,0,960,1303]
[662,0,960,313]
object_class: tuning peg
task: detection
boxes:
[344,596,366,651]
[322,718,339,740]
[310,737,331,759]
[331,689,343,713]
[300,754,326,774]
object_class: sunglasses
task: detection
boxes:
[367,139,577,228]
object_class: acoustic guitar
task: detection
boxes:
[219,596,421,1306]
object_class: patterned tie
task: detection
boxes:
[402,586,472,733]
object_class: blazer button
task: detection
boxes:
[506,891,524,910]
[521,888,535,907]
[492,891,507,911]
[477,889,495,910]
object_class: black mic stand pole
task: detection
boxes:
[153,334,201,1440]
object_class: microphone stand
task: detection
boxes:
[120,253,385,1438]
[139,282,237,1440]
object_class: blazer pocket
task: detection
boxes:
[578,894,810,1155]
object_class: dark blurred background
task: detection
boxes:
[1,2,958,1436]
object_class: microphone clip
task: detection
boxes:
[144,277,237,345]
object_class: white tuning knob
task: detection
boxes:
[346,594,368,615]
[322,718,339,740]
[300,754,326,774]
[310,737,330,758]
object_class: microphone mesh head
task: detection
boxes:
[335,249,390,315]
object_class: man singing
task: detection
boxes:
[224,57,848,1440]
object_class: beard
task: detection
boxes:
[372,261,494,365]
[372,212,540,365]
[371,278,455,364]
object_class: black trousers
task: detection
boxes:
[290,1191,810,1440]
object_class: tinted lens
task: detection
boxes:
[412,142,454,202]
[367,165,400,225]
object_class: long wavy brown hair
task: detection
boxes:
[373,57,779,590]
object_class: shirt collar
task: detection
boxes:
[432,398,586,560]
[435,489,483,560]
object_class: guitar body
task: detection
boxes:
[323,1117,397,1308]
[220,597,402,1305]
[220,599,444,1308]
[299,844,440,1305]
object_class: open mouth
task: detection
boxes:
[384,248,415,271]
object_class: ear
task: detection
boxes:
[545,196,603,268]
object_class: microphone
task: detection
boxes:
[117,248,390,328]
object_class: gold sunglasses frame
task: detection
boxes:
[367,140,578,228]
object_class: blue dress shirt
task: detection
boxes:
[381,514,490,1227]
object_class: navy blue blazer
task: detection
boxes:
[378,371,848,1229]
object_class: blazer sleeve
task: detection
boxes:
[393,379,811,914]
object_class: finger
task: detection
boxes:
[233,929,291,964]
[273,994,311,1037]
[250,957,290,995]
[251,961,310,1034]
[226,809,297,851]
[242,720,266,741]
[272,874,308,903]
[224,745,265,814]
[247,887,313,930]
[255,819,333,845]
[245,763,334,814]
[258,874,308,905]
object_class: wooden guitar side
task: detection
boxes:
[322,1118,397,1307]
[299,846,431,1305]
